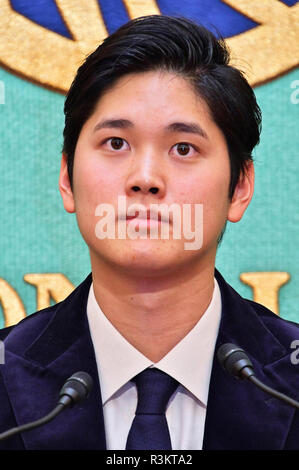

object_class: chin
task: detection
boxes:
[119,239,198,276]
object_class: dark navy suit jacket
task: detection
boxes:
[0,269,298,450]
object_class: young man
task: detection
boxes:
[0,15,298,450]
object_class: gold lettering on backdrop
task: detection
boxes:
[240,272,290,315]
[0,0,298,93]
[0,278,26,327]
[0,272,292,327]
[23,273,75,311]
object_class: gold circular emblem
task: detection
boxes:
[0,0,298,93]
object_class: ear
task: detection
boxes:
[58,153,76,213]
[227,161,254,223]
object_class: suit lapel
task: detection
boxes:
[203,270,296,450]
[2,273,107,450]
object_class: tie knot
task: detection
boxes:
[132,368,179,415]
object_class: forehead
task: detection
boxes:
[85,70,216,133]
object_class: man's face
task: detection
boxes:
[59,70,253,277]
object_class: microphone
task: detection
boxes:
[217,343,299,410]
[0,371,93,441]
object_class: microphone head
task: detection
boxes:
[217,343,254,380]
[59,371,93,406]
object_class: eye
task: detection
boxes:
[104,137,129,151]
[172,142,197,158]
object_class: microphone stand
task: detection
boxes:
[0,403,65,441]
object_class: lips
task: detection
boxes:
[125,209,169,223]
[126,210,159,221]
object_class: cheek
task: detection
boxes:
[202,175,231,240]
[73,154,116,210]
[178,168,230,239]
[177,170,229,205]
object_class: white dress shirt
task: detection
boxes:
[86,278,221,450]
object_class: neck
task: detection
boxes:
[90,254,216,362]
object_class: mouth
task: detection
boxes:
[125,210,170,224]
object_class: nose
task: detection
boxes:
[125,152,166,199]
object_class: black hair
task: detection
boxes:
[62,14,261,200]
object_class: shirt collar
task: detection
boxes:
[87,278,221,407]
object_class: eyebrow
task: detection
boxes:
[93,119,133,133]
[93,118,208,139]
[165,122,208,139]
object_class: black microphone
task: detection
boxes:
[217,343,299,410]
[0,371,93,441]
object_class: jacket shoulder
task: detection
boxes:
[0,325,14,341]
[1,272,93,355]
[215,268,299,345]
[0,304,59,354]
[245,297,299,347]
